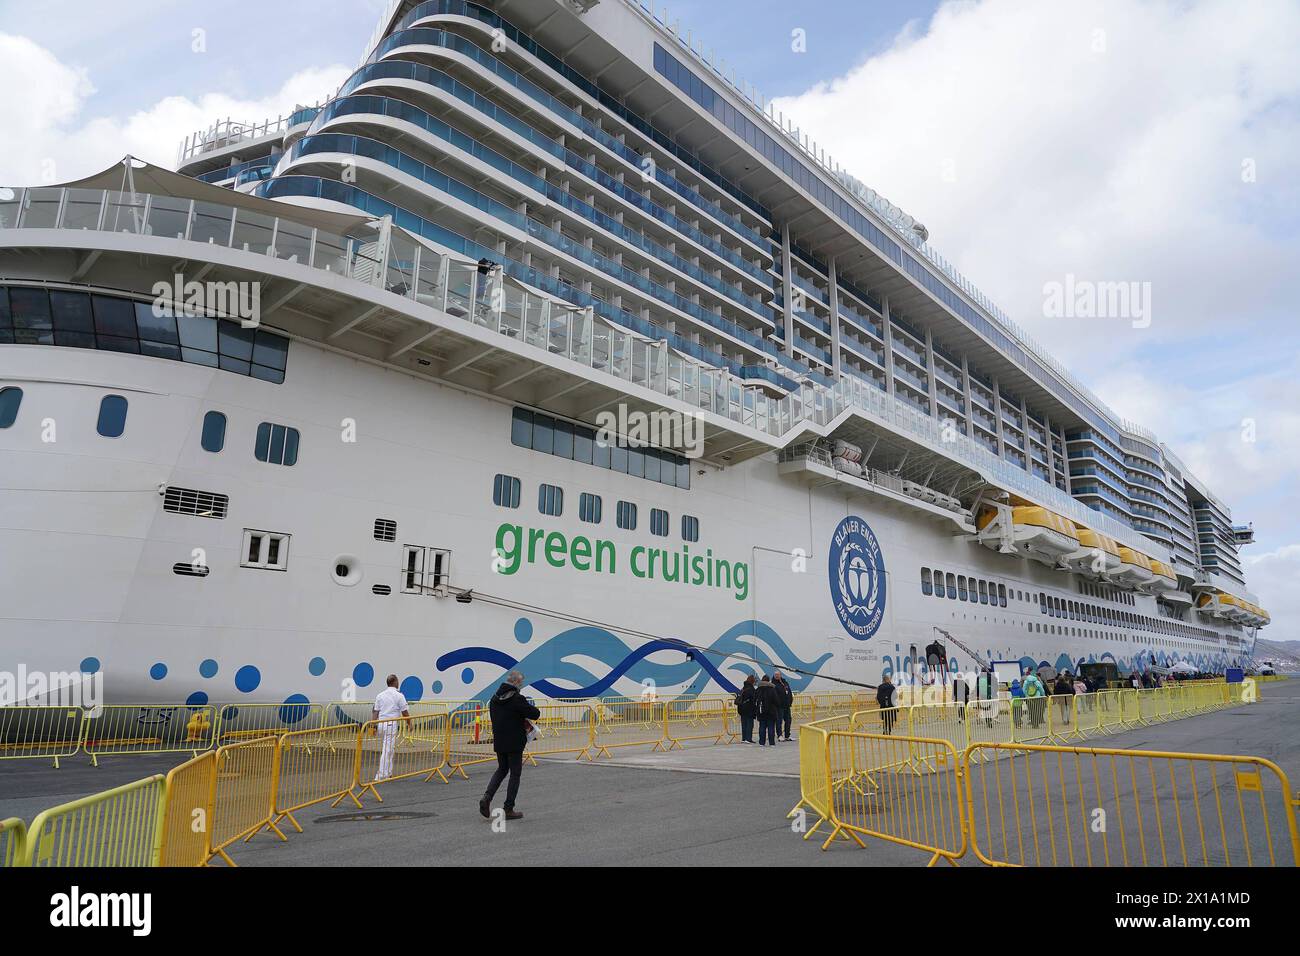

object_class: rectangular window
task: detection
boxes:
[617,500,637,530]
[681,515,699,542]
[255,422,300,466]
[538,483,563,517]
[921,568,933,596]
[650,508,669,537]
[402,545,425,594]
[958,575,968,601]
[579,492,602,524]
[998,584,1007,607]
[493,474,521,509]
[946,573,956,599]
[979,580,988,605]
[241,529,289,570]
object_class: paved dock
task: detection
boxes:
[2,679,1295,866]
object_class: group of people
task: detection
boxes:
[733,671,794,744]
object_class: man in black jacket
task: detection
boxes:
[754,675,780,746]
[772,670,795,741]
[735,675,757,743]
[479,670,541,821]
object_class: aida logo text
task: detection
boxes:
[151,273,261,328]
[50,886,151,936]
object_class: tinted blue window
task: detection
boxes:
[538,483,563,516]
[96,394,128,438]
[650,508,668,537]
[681,515,699,542]
[0,387,21,428]
[511,407,533,448]
[617,500,637,530]
[493,473,520,508]
[201,411,226,453]
[255,421,299,466]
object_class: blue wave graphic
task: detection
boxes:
[436,619,832,702]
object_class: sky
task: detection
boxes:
[1,0,1297,637]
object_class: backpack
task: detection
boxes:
[1025,680,1040,697]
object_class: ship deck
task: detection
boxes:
[2,679,1296,867]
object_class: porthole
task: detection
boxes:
[331,554,362,587]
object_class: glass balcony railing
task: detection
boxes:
[365,26,768,249]
[284,121,770,318]
[332,63,770,285]
[0,183,1170,563]
[195,155,281,185]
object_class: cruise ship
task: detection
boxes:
[0,0,1269,708]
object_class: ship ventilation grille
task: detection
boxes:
[172,562,210,577]
[374,518,397,542]
[163,486,229,519]
[371,584,392,595]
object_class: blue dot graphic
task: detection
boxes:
[514,618,533,643]
[308,656,326,676]
[80,657,100,674]
[460,667,474,685]
[199,659,218,678]
[399,676,423,702]
[149,663,168,681]
[234,665,261,694]
[186,691,209,706]
[280,694,311,724]
[353,662,374,687]
[431,680,444,694]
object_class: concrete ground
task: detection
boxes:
[1,679,1295,866]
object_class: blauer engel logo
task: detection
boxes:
[828,515,886,641]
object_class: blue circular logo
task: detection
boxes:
[828,515,886,641]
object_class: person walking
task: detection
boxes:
[372,674,410,782]
[772,670,794,741]
[876,672,897,734]
[1009,679,1025,728]
[479,670,540,821]
[1022,669,1047,728]
[1054,672,1075,726]
[755,675,780,746]
[735,675,757,743]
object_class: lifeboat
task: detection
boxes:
[1144,560,1179,594]
[976,505,1080,567]
[1106,547,1155,589]
[1220,595,1249,623]
[1060,526,1122,578]
[1159,589,1194,607]
[1195,591,1231,619]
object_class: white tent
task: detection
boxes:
[1170,661,1198,674]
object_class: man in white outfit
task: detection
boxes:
[372,674,410,781]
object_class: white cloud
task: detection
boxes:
[772,0,1300,364]
[0,32,349,184]
[1244,544,1300,639]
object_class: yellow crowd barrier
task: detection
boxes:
[663,696,728,749]
[159,750,216,867]
[445,702,496,779]
[526,702,593,761]
[215,701,325,745]
[825,730,967,865]
[208,736,283,866]
[590,697,666,757]
[357,710,450,801]
[275,723,364,829]
[22,774,167,866]
[0,705,86,767]
[1,817,26,868]
[81,704,217,765]
[788,715,853,844]
[964,742,1300,867]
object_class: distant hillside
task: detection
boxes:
[1253,638,1300,672]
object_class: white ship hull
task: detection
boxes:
[0,341,1254,707]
